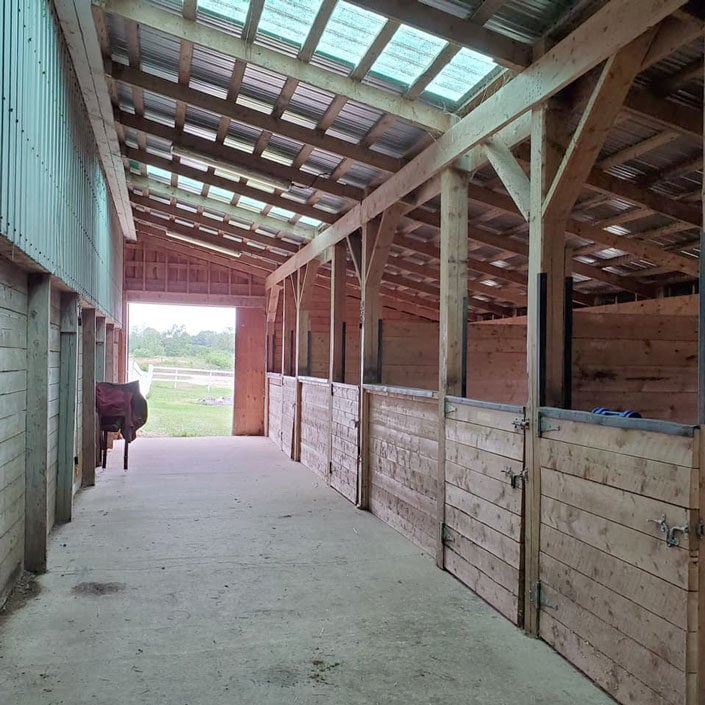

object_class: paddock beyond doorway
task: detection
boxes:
[0,436,612,705]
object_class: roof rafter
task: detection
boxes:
[100,0,451,133]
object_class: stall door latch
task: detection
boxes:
[649,515,689,547]
[512,416,529,431]
[502,466,527,489]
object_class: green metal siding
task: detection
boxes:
[0,0,122,322]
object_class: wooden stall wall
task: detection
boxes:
[381,321,438,389]
[299,379,330,478]
[443,399,526,624]
[330,383,359,503]
[466,306,699,422]
[267,375,282,446]
[366,389,439,555]
[537,411,700,705]
[281,376,297,458]
[0,257,27,605]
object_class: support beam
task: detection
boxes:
[56,293,80,524]
[482,137,531,219]
[24,274,51,573]
[436,169,469,568]
[294,261,322,377]
[329,242,346,383]
[543,30,658,222]
[81,309,97,487]
[95,317,106,384]
[266,0,688,287]
[105,324,116,382]
[100,0,450,133]
[524,105,567,636]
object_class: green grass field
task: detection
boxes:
[142,382,233,437]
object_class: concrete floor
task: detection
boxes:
[0,437,614,705]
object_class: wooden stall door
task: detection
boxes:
[536,411,700,705]
[330,383,359,504]
[366,389,439,556]
[443,399,527,625]
[299,379,330,478]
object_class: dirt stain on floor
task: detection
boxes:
[71,582,125,596]
[0,572,41,619]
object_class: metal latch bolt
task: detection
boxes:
[502,466,527,489]
[512,417,529,431]
[649,515,689,547]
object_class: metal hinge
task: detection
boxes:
[445,401,457,416]
[441,523,453,545]
[512,416,529,431]
[531,581,558,610]
[649,515,689,547]
[697,520,705,540]
[502,466,528,489]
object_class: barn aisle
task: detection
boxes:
[0,437,611,705]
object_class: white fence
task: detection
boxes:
[150,366,234,390]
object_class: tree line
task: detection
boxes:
[130,325,235,369]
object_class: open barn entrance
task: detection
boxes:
[128,302,236,437]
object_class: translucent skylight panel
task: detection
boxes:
[425,48,497,103]
[178,176,205,193]
[299,215,323,227]
[147,165,172,183]
[258,0,323,48]
[197,0,248,26]
[269,206,296,220]
[208,185,235,202]
[370,25,447,88]
[315,2,386,68]
[238,196,267,212]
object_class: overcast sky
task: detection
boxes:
[129,303,236,334]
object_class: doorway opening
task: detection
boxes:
[128,303,236,437]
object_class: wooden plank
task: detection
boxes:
[542,496,690,589]
[542,467,691,546]
[446,483,521,540]
[541,612,673,705]
[24,274,51,573]
[540,437,696,508]
[444,547,519,622]
[540,417,694,466]
[56,293,79,524]
[540,552,686,670]
[539,581,686,705]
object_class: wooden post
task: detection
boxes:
[56,292,79,524]
[436,169,468,568]
[328,242,347,486]
[24,274,51,573]
[357,205,404,508]
[105,323,115,382]
[329,242,346,384]
[117,299,129,383]
[95,316,106,383]
[81,308,97,487]
[524,104,566,636]
[233,308,266,435]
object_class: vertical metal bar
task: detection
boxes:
[537,272,547,408]
[699,230,705,424]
